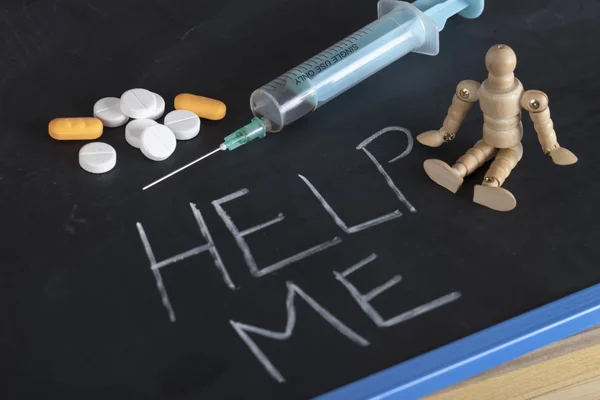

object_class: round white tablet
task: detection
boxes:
[164,110,201,140]
[140,124,176,161]
[125,119,158,148]
[120,88,158,119]
[148,93,165,120]
[93,97,129,127]
[79,142,116,174]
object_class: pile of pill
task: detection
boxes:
[48,89,226,174]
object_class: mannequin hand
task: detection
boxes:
[417,130,451,148]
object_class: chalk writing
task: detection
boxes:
[230,281,370,383]
[334,254,462,327]
[298,126,416,234]
[212,189,342,277]
[299,174,402,234]
[136,203,236,322]
[134,126,462,384]
[137,223,176,323]
[357,126,416,213]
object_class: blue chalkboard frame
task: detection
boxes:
[316,284,600,400]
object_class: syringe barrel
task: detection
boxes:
[250,1,438,132]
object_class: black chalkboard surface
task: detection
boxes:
[2,0,599,399]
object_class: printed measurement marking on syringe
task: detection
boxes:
[282,43,363,86]
[263,30,369,90]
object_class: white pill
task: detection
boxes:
[140,124,176,161]
[125,119,158,148]
[148,93,165,120]
[93,97,129,127]
[120,88,157,119]
[164,110,201,140]
[79,142,116,174]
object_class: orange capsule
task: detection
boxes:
[174,93,226,121]
[48,118,103,140]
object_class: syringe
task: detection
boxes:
[143,0,484,190]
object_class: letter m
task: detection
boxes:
[230,281,369,383]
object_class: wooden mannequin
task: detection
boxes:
[417,44,577,211]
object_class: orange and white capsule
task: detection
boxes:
[48,118,103,140]
[174,93,226,121]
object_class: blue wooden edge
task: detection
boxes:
[315,284,600,400]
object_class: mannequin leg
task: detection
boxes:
[423,139,497,193]
[474,143,523,211]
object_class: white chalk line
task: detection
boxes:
[136,222,177,322]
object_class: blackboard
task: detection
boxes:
[2,0,599,398]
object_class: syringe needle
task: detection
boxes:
[142,145,224,191]
[142,117,268,191]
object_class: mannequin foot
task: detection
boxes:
[423,159,464,193]
[473,185,517,212]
